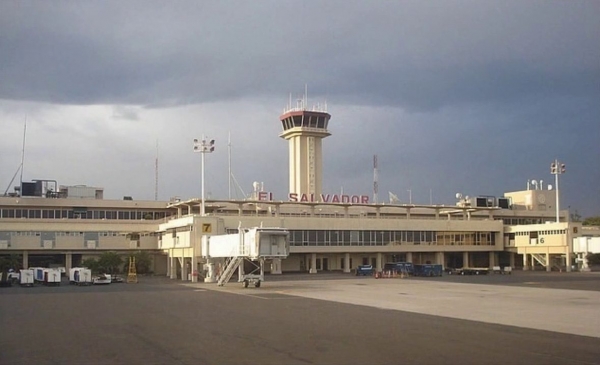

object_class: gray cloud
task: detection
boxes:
[0,1,598,217]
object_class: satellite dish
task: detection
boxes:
[547,185,553,190]
[455,193,462,199]
[531,180,537,186]
[465,195,469,201]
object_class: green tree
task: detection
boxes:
[133,251,153,275]
[586,253,600,266]
[97,252,123,274]
[0,254,22,271]
[582,216,600,226]
[81,257,100,274]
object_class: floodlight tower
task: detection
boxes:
[279,90,331,199]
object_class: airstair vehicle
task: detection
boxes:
[202,226,289,288]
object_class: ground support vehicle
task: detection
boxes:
[377,262,413,278]
[355,265,375,276]
[413,264,443,277]
[69,268,93,286]
[32,267,60,284]
[19,269,34,287]
[457,267,489,275]
[7,269,20,284]
[492,266,512,275]
[93,274,112,285]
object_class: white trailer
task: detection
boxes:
[32,267,45,283]
[19,269,34,286]
[42,268,61,286]
[69,268,92,286]
[202,227,289,287]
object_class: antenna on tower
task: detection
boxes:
[373,155,379,204]
[305,83,308,110]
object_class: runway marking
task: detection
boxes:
[193,289,207,292]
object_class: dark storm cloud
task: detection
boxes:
[0,1,598,216]
[1,1,598,111]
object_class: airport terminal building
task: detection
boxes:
[0,100,588,279]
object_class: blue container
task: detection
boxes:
[413,264,443,277]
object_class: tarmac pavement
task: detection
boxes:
[1,271,599,365]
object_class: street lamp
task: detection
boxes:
[550,159,566,223]
[193,137,215,216]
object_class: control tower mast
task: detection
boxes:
[279,90,331,199]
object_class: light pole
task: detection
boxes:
[550,159,565,223]
[193,137,215,216]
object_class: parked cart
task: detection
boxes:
[19,269,34,287]
[413,264,443,277]
[355,265,375,276]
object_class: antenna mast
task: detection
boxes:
[373,155,378,204]
[228,132,232,199]
[154,140,159,201]
[19,117,27,194]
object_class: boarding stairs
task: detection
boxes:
[217,257,243,286]
[531,253,547,268]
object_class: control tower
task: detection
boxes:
[279,93,331,199]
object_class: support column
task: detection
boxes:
[566,249,572,272]
[22,250,29,269]
[65,253,73,272]
[181,256,188,281]
[166,253,171,278]
[343,253,351,273]
[488,251,495,269]
[169,251,177,279]
[191,255,198,282]
[546,251,551,272]
[309,253,317,274]
[523,253,529,271]
[406,252,413,263]
[376,253,383,272]
[436,252,444,266]
[463,252,469,268]
[531,254,535,271]
[509,252,515,269]
[271,258,282,274]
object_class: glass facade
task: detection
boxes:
[288,229,495,247]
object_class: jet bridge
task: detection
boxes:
[201,227,289,287]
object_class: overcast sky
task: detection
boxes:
[1,1,599,217]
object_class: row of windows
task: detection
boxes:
[0,209,170,220]
[4,231,157,237]
[287,230,496,247]
[515,230,566,237]
[502,218,556,225]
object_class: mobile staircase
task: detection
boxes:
[217,257,244,286]
[203,225,290,288]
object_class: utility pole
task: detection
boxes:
[550,159,566,223]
